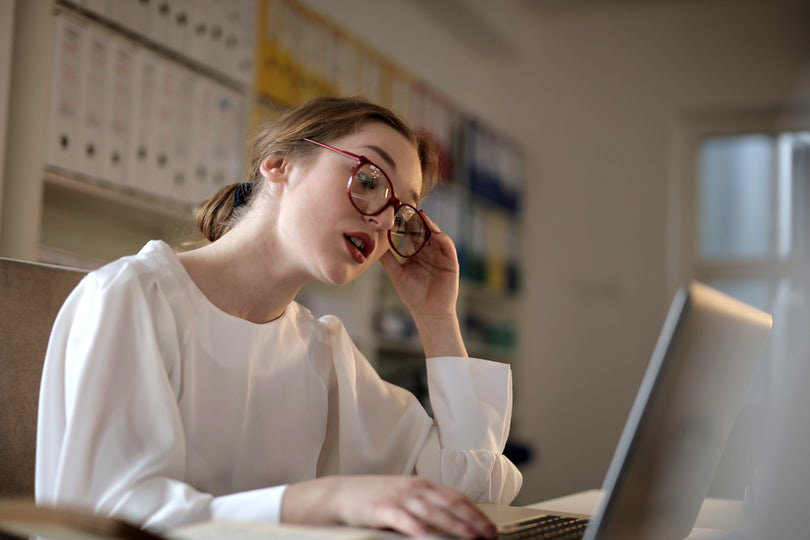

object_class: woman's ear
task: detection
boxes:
[259,156,289,184]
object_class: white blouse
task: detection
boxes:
[35,240,522,532]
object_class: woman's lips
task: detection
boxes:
[343,232,374,263]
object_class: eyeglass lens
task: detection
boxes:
[348,163,427,257]
[349,163,390,214]
[390,206,427,257]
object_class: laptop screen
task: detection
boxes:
[585,282,772,540]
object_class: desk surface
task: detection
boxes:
[527,489,745,540]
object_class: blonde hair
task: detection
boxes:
[195,96,439,243]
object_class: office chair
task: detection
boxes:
[0,257,86,497]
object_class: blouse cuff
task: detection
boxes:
[426,356,512,452]
[210,484,287,524]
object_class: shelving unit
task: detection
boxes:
[1,0,254,267]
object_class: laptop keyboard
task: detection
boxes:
[497,514,589,539]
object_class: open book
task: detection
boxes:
[0,499,377,540]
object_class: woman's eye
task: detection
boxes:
[357,173,379,190]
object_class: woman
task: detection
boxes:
[36,97,522,538]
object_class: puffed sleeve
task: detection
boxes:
[36,267,286,531]
[316,316,522,505]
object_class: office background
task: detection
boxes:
[1,0,809,508]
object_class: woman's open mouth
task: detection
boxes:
[343,233,374,263]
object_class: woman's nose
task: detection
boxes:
[363,205,396,231]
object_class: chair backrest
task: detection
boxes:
[0,258,87,497]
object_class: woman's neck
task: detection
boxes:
[178,225,307,324]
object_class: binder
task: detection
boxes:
[208,84,228,194]
[127,46,158,197]
[391,73,413,122]
[103,34,136,187]
[224,88,246,184]
[46,13,85,173]
[168,67,194,204]
[208,85,244,193]
[207,0,227,74]
[221,2,241,82]
[231,0,257,85]
[150,55,178,199]
[77,23,110,180]
[189,76,216,203]
[336,34,360,98]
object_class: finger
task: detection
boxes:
[402,495,479,539]
[417,232,458,269]
[423,485,496,537]
[419,210,442,235]
[375,506,430,538]
[419,213,457,258]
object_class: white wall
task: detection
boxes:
[301,0,810,504]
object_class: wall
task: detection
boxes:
[511,0,810,504]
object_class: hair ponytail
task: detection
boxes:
[194,182,248,242]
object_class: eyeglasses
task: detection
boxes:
[303,138,432,258]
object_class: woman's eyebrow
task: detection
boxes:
[362,145,397,172]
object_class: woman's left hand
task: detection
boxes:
[380,211,459,320]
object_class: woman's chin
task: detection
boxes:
[320,264,363,286]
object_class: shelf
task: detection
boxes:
[43,168,194,225]
[41,169,201,263]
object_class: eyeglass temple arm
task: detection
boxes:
[302,138,362,162]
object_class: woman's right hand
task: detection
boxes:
[281,475,496,538]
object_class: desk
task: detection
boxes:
[526,489,745,539]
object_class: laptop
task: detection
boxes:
[481,281,772,540]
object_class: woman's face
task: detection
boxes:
[271,122,423,285]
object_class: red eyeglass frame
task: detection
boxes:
[302,137,432,258]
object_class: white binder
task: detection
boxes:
[222,87,245,185]
[168,67,194,204]
[221,3,240,82]
[235,0,257,85]
[103,35,135,187]
[77,23,110,180]
[46,13,85,173]
[189,76,216,203]
[150,55,178,199]
[207,0,227,74]
[127,46,158,197]
[208,82,230,194]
